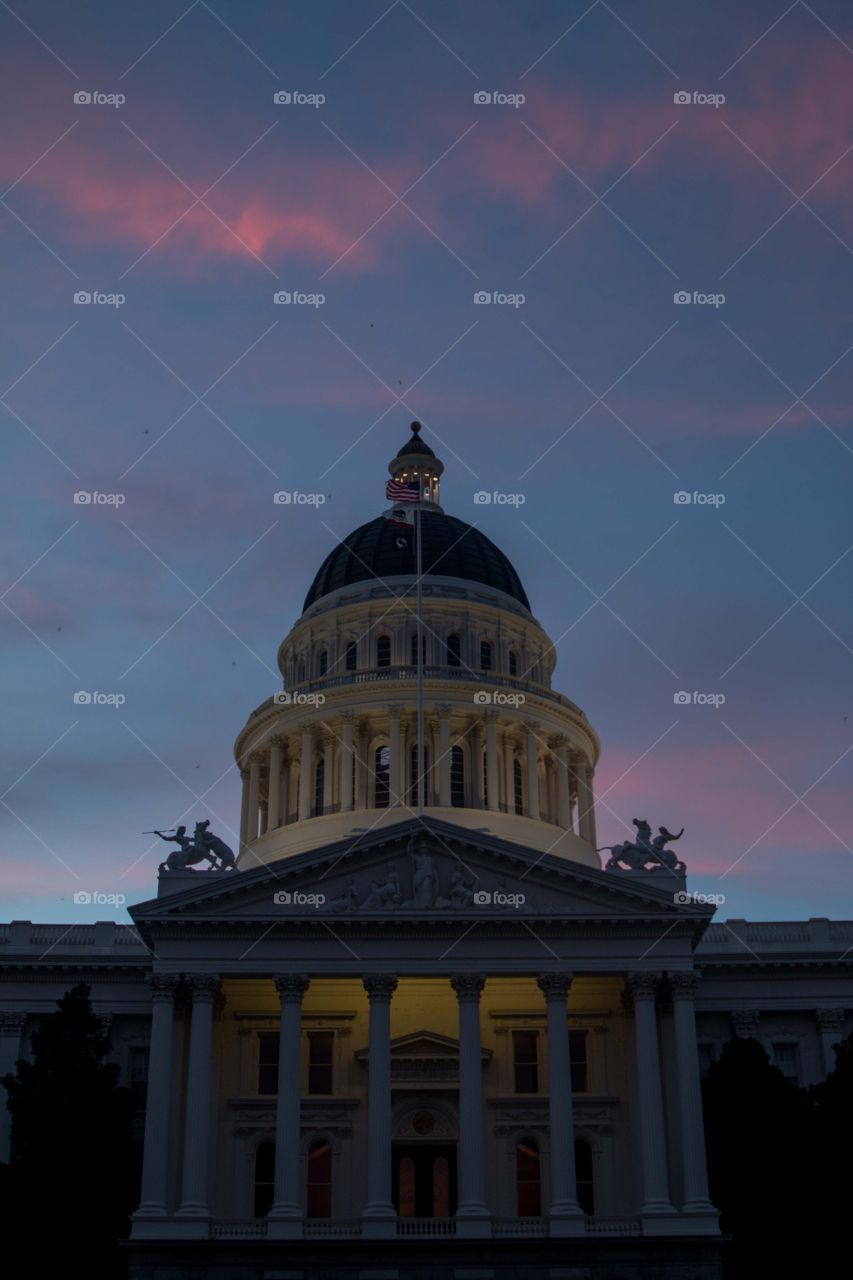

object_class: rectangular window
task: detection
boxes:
[772,1042,799,1085]
[258,1031,279,1095]
[512,1029,539,1093]
[569,1029,589,1093]
[308,1030,334,1094]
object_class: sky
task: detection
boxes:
[1,0,852,925]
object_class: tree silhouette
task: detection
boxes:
[0,982,136,1277]
[702,1036,812,1278]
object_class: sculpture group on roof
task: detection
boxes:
[599,819,686,874]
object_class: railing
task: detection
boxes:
[303,1219,362,1238]
[585,1216,642,1236]
[210,1221,267,1239]
[250,666,587,719]
[396,1216,456,1236]
[492,1217,548,1237]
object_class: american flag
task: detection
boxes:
[385,478,422,503]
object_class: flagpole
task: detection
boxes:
[415,491,425,816]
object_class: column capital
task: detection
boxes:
[668,970,700,1000]
[451,973,486,1000]
[537,972,573,1001]
[146,973,181,1001]
[816,1007,845,1030]
[339,708,354,725]
[387,704,403,718]
[274,974,310,1003]
[625,971,662,1003]
[363,974,398,1001]
[437,703,453,717]
[0,1012,27,1035]
[186,974,221,1002]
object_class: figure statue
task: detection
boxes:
[448,868,475,908]
[156,825,217,873]
[411,846,439,908]
[600,819,686,873]
[194,820,237,871]
[327,878,358,912]
[153,820,236,872]
[361,863,401,909]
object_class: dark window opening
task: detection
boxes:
[318,650,328,676]
[345,641,357,672]
[410,632,426,665]
[375,745,390,808]
[516,1140,541,1216]
[409,742,430,804]
[308,1031,334,1095]
[377,635,391,667]
[450,745,465,808]
[258,1031,279,1096]
[509,649,518,676]
[513,1029,539,1093]
[513,757,523,815]
[307,1141,332,1218]
[570,1029,589,1094]
[254,1140,275,1218]
[480,640,493,670]
[314,757,325,816]
[575,1139,594,1215]
[446,634,461,667]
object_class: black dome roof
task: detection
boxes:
[304,513,530,612]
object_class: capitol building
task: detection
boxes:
[1,425,850,1279]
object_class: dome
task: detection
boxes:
[303,512,531,612]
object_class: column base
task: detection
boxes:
[162,1216,210,1239]
[267,1217,304,1239]
[548,1209,586,1238]
[361,1211,397,1239]
[455,1209,491,1238]
[131,1216,172,1240]
[641,1209,682,1237]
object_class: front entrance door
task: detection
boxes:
[393,1143,457,1217]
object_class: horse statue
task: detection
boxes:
[599,819,686,873]
[154,821,237,873]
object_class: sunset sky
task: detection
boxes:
[2,0,852,924]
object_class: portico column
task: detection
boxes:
[355,725,368,809]
[537,974,584,1234]
[669,972,718,1221]
[362,975,398,1233]
[816,1008,845,1075]
[388,707,402,805]
[133,975,179,1225]
[176,975,221,1225]
[246,757,261,843]
[298,727,312,820]
[267,739,282,830]
[576,758,597,847]
[438,706,451,806]
[322,734,334,813]
[556,740,571,830]
[470,721,483,807]
[239,768,250,850]
[526,724,540,820]
[451,974,490,1233]
[503,733,515,813]
[484,714,499,811]
[340,712,354,812]
[625,973,674,1220]
[0,1013,25,1163]
[268,974,310,1236]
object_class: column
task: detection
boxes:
[355,725,368,809]
[340,713,354,812]
[267,739,282,830]
[0,1013,26,1163]
[388,707,401,806]
[438,706,451,806]
[537,974,584,1235]
[246,757,261,844]
[322,735,334,813]
[484,714,499,812]
[625,973,674,1221]
[298,727,312,820]
[556,739,571,830]
[268,974,310,1237]
[576,757,596,847]
[669,973,718,1221]
[362,975,398,1234]
[451,974,490,1233]
[470,721,483,808]
[133,976,179,1225]
[526,724,540,820]
[816,1008,845,1075]
[238,768,250,850]
[176,975,221,1225]
[503,732,515,813]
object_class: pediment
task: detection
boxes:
[130,816,712,940]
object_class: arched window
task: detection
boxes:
[480,640,493,671]
[516,1139,541,1216]
[446,633,461,667]
[513,757,523,815]
[314,756,324,816]
[410,632,426,665]
[409,742,430,803]
[508,649,518,677]
[377,635,391,668]
[374,745,390,808]
[306,1140,332,1218]
[575,1139,594,1215]
[450,745,465,807]
[318,649,328,677]
[345,640,357,672]
[254,1140,275,1218]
